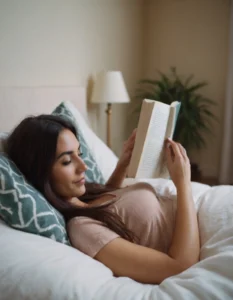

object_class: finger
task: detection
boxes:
[167,139,183,159]
[177,143,186,159]
[165,143,174,164]
[178,143,189,162]
[125,143,134,152]
[166,139,187,159]
[124,139,135,152]
[130,139,135,146]
[129,128,137,138]
[128,134,137,146]
[126,136,135,146]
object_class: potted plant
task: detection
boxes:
[134,67,217,180]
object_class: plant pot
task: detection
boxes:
[191,163,202,182]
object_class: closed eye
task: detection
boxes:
[62,151,83,165]
[62,160,71,166]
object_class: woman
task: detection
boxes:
[6,114,200,284]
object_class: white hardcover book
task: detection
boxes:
[127,99,181,178]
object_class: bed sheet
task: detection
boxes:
[0,179,233,300]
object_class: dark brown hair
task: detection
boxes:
[6,114,137,242]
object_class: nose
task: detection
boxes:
[76,156,87,173]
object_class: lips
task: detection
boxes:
[74,177,85,185]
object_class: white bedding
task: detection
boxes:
[1,179,233,300]
[95,181,233,300]
[0,88,232,299]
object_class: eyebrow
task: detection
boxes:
[56,145,81,160]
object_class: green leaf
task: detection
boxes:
[134,67,217,151]
[184,74,194,87]
[187,82,208,93]
[138,79,160,86]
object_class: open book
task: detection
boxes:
[127,99,181,179]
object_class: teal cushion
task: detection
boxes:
[52,102,105,184]
[0,154,70,245]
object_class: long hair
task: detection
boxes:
[6,114,137,242]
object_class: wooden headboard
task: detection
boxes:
[0,86,87,132]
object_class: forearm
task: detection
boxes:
[106,162,127,188]
[168,182,200,268]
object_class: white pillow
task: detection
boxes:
[64,101,118,182]
[0,219,114,300]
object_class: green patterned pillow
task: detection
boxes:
[52,102,105,184]
[0,154,70,245]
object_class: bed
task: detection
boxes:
[0,87,233,300]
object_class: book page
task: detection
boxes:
[159,101,181,177]
[165,107,176,139]
[136,103,170,178]
[165,102,181,139]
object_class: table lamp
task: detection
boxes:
[91,71,130,149]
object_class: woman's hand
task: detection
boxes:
[106,129,137,188]
[165,138,191,189]
[117,128,137,170]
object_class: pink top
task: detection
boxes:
[67,182,176,258]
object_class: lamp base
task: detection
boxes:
[105,103,112,149]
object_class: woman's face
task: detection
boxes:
[50,129,87,201]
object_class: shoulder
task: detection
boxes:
[67,216,119,258]
[67,216,104,236]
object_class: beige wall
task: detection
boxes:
[0,0,144,155]
[0,0,231,177]
[143,0,230,177]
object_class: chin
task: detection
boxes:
[77,185,86,197]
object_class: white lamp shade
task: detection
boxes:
[91,71,130,104]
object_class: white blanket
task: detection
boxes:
[0,179,233,300]
[95,180,233,300]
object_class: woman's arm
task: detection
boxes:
[168,183,199,267]
[106,129,136,188]
[95,237,186,284]
[166,139,200,267]
[106,161,128,188]
[95,140,200,284]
